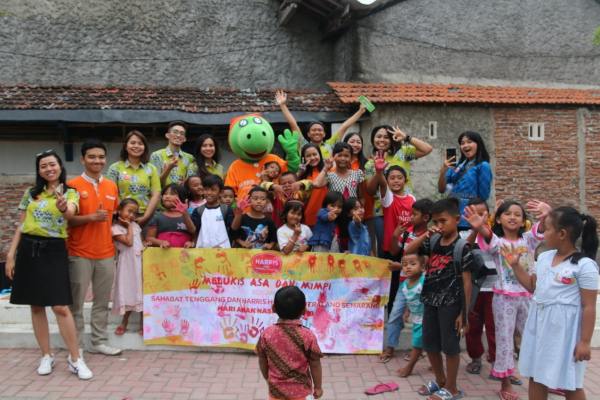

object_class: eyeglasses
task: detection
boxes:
[36,149,56,157]
[169,130,186,137]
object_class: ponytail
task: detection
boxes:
[550,207,599,264]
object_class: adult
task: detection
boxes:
[298,143,326,227]
[365,125,433,256]
[150,121,196,186]
[438,131,493,230]
[67,140,122,356]
[5,150,92,379]
[107,130,161,225]
[193,134,224,178]
[342,132,368,171]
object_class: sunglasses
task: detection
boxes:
[36,149,56,157]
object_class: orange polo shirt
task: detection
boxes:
[224,154,287,201]
[67,175,119,259]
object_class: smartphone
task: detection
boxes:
[445,148,457,164]
[358,95,376,113]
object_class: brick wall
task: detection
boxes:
[585,110,600,219]
[0,181,31,261]
[493,107,580,208]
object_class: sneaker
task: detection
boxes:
[37,354,54,375]
[88,343,122,356]
[67,355,93,380]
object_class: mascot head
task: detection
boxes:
[228,114,275,162]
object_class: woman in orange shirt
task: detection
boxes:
[298,144,326,227]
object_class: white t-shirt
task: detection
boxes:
[195,207,231,249]
[277,224,313,252]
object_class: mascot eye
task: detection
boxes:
[253,117,263,124]
[239,119,248,127]
[247,134,252,139]
[262,131,266,136]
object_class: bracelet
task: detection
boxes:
[405,135,412,144]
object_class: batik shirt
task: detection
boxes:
[150,146,196,185]
[106,160,161,213]
[19,187,79,238]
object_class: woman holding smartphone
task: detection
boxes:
[438,131,493,230]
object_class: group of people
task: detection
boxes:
[4,91,598,400]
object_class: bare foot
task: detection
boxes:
[397,365,412,377]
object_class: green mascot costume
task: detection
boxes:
[224,114,300,202]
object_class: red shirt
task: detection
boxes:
[381,188,415,252]
[256,320,323,400]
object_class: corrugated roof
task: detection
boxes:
[327,82,600,105]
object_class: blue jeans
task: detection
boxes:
[385,285,406,348]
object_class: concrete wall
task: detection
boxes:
[0,0,334,89]
[353,0,600,87]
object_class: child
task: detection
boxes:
[112,198,144,335]
[191,174,235,249]
[261,161,281,183]
[380,198,432,363]
[146,184,196,248]
[184,175,206,212]
[342,198,370,256]
[404,198,474,400]
[465,199,549,399]
[397,253,425,377]
[233,186,277,250]
[277,200,312,255]
[256,286,323,400]
[312,142,365,200]
[307,191,343,252]
[507,207,598,400]
[262,171,309,227]
[461,198,498,377]
[220,186,236,207]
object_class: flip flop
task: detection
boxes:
[466,359,482,374]
[548,388,566,396]
[378,349,394,363]
[418,380,441,396]
[364,382,399,395]
[488,374,523,385]
[427,388,464,400]
[114,325,126,336]
[498,390,520,400]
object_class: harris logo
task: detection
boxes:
[250,253,282,275]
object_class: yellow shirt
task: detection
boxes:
[19,187,79,238]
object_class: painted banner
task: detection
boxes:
[143,248,390,354]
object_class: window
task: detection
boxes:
[528,123,544,141]
[428,121,438,139]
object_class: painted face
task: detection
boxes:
[126,135,145,158]
[119,202,139,221]
[228,115,275,162]
[346,134,362,155]
[497,204,525,233]
[303,147,321,167]
[307,123,325,144]
[81,147,106,175]
[166,125,187,147]
[38,155,62,183]
[204,184,221,205]
[460,136,478,160]
[401,254,423,279]
[187,177,204,198]
[386,169,406,193]
[249,190,268,212]
[220,189,235,206]
[286,208,303,226]
[432,211,460,236]
[279,174,296,195]
[373,128,391,152]
[264,163,281,180]
[162,188,180,209]
[200,138,216,159]
[333,148,352,169]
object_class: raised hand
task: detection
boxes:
[392,222,408,238]
[374,151,387,172]
[427,225,442,238]
[165,156,179,171]
[323,157,334,171]
[526,199,551,220]
[442,155,456,171]
[388,126,407,142]
[55,193,68,213]
[500,244,522,269]
[463,205,488,231]
[173,197,189,214]
[275,90,287,106]
[118,216,130,227]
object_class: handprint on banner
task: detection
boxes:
[150,264,167,280]
[220,316,239,341]
[215,251,233,275]
[362,260,371,270]
[179,249,190,263]
[189,279,201,294]
[165,304,181,319]
[212,285,225,294]
[248,316,264,338]
[180,319,190,336]
[353,286,370,298]
[371,295,382,306]
[194,256,205,274]
[308,254,317,273]
[337,259,347,278]
[327,255,335,272]
[162,319,175,336]
[361,318,384,331]
[352,259,363,273]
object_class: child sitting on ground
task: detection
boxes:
[256,286,323,400]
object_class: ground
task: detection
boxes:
[1,348,599,399]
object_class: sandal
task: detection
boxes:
[548,388,566,396]
[404,352,427,361]
[114,325,126,336]
[498,390,520,400]
[427,388,464,400]
[379,348,394,363]
[488,374,523,385]
[364,382,399,395]
[418,381,441,396]
[466,359,482,374]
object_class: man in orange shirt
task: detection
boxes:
[68,140,122,356]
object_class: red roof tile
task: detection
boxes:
[327,82,600,105]
[0,85,349,113]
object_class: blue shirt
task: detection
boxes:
[348,221,371,256]
[445,160,492,228]
[308,208,336,248]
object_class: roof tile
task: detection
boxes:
[327,82,600,105]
